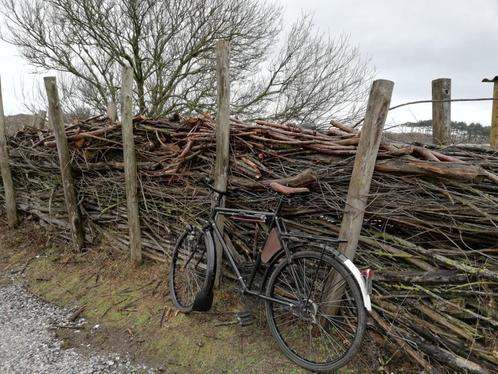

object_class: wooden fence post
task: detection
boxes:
[120,66,142,265]
[432,78,451,145]
[482,77,498,148]
[107,102,117,122]
[33,110,47,141]
[323,80,394,312]
[44,77,84,250]
[31,110,47,129]
[0,76,18,228]
[213,39,230,287]
[338,79,394,260]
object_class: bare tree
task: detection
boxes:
[1,0,373,127]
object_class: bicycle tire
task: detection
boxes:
[265,250,366,372]
[169,226,215,313]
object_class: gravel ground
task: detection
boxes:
[0,282,155,374]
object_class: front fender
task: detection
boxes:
[192,228,217,312]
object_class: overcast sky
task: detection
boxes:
[281,0,498,127]
[1,0,497,127]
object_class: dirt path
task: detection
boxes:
[0,282,153,374]
[0,221,155,373]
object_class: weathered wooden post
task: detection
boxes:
[31,110,47,129]
[482,76,498,148]
[338,79,394,260]
[33,110,47,141]
[120,66,142,265]
[107,102,117,122]
[44,77,84,249]
[432,78,452,145]
[213,39,230,287]
[0,76,18,228]
[323,79,394,311]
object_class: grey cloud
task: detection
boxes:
[281,0,498,125]
[1,0,497,125]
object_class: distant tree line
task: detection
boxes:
[401,120,490,143]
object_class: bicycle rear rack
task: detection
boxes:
[280,232,346,244]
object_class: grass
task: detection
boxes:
[0,217,406,373]
[0,219,306,373]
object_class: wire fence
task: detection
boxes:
[354,97,497,131]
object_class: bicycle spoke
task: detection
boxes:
[314,318,348,357]
[170,228,211,311]
[265,250,366,371]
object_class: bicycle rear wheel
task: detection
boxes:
[169,226,214,313]
[265,250,366,372]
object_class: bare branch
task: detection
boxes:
[1,1,372,126]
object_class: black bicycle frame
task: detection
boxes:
[205,190,344,309]
[206,194,296,308]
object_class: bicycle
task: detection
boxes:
[168,180,373,372]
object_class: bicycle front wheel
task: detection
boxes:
[169,226,213,313]
[265,250,366,372]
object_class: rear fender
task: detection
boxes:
[342,259,372,312]
[260,242,372,312]
[314,244,372,312]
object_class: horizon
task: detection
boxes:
[1,0,497,130]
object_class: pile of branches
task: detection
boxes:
[2,114,497,372]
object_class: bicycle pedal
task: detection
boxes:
[237,310,255,326]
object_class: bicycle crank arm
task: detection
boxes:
[246,290,296,308]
